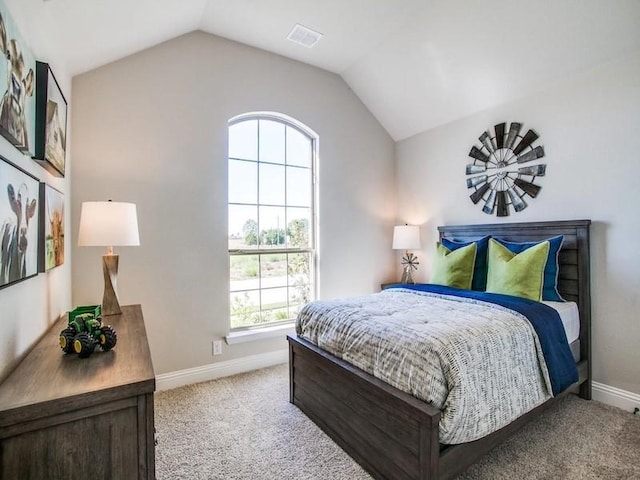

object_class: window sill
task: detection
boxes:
[225,322,296,345]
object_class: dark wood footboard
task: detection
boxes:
[289,334,590,480]
[288,334,440,480]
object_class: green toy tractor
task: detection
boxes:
[59,307,117,358]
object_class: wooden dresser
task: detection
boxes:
[0,305,155,480]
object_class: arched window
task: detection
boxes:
[228,113,317,330]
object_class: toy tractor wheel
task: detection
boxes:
[99,326,117,351]
[59,328,75,354]
[73,332,95,358]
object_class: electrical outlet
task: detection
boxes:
[212,340,223,356]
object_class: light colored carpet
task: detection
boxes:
[155,364,640,480]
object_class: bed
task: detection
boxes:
[287,219,591,480]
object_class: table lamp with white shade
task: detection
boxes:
[78,201,140,316]
[392,225,421,284]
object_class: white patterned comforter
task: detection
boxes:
[295,288,553,444]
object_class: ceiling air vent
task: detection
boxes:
[287,24,323,48]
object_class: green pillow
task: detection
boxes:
[486,238,549,301]
[431,242,477,290]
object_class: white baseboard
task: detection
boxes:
[156,349,288,392]
[592,381,640,413]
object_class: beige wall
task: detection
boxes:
[395,53,640,395]
[71,31,396,375]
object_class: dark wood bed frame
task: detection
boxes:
[288,220,591,480]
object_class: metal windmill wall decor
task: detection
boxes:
[466,122,546,217]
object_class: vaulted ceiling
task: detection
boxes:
[7,0,640,140]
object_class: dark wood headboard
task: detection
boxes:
[438,219,592,397]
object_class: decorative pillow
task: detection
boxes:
[431,242,477,290]
[486,239,549,301]
[441,235,490,291]
[494,235,565,301]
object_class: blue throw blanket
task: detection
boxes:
[387,283,578,395]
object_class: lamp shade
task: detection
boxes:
[392,225,420,250]
[78,201,140,247]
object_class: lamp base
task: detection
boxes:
[102,254,122,316]
[400,266,415,284]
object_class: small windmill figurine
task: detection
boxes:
[392,225,421,284]
[400,252,419,283]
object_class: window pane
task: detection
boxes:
[229,205,258,249]
[286,208,311,248]
[288,252,311,285]
[229,120,257,161]
[259,120,285,164]
[286,126,311,167]
[261,287,289,322]
[230,255,259,291]
[260,254,287,287]
[229,159,257,204]
[286,166,311,207]
[289,283,311,318]
[230,290,260,329]
[288,251,312,318]
[259,206,286,248]
[259,163,285,205]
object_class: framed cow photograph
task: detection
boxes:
[0,1,37,155]
[38,183,64,272]
[33,62,67,177]
[0,155,39,289]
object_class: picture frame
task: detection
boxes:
[38,183,64,272]
[0,155,40,289]
[0,2,37,156]
[33,62,67,177]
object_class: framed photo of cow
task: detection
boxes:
[0,2,37,155]
[33,62,67,177]
[38,183,64,272]
[0,155,39,289]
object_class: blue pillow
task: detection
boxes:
[492,235,565,301]
[441,235,490,291]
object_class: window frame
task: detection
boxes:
[227,112,318,332]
